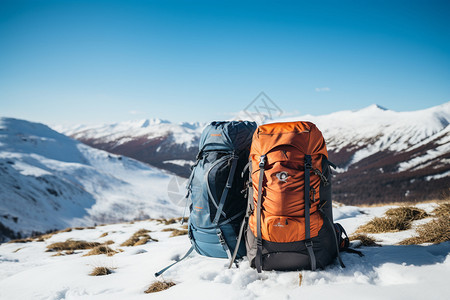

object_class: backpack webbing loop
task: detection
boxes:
[255,154,266,273]
[304,155,317,271]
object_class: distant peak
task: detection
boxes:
[359,104,388,112]
[136,118,171,128]
[370,104,388,110]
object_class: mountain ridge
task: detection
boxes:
[53,102,450,205]
[0,117,183,241]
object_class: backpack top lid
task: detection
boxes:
[252,121,328,157]
[199,121,257,154]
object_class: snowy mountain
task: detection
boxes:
[0,118,183,241]
[54,119,205,178]
[0,203,448,299]
[57,102,450,205]
[276,102,450,204]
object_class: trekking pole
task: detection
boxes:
[228,216,246,269]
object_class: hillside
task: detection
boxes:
[0,118,183,241]
[55,119,204,178]
[276,102,450,204]
[57,102,450,205]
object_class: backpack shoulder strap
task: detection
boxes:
[304,155,317,271]
[255,154,266,273]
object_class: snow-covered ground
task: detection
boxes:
[0,203,448,300]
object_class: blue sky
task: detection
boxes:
[1,0,449,125]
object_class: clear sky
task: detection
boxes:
[1,0,449,125]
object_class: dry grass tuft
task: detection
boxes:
[356,206,428,233]
[163,218,178,225]
[103,240,114,245]
[144,281,176,293]
[89,267,112,276]
[349,234,381,247]
[399,216,450,245]
[51,250,76,257]
[432,203,450,218]
[121,229,157,246]
[356,216,411,233]
[169,229,188,237]
[35,232,57,241]
[84,245,117,256]
[161,227,188,237]
[10,225,100,244]
[7,238,33,244]
[385,206,428,221]
[25,227,76,242]
[156,217,188,225]
[46,240,100,252]
[99,232,108,238]
[134,229,151,235]
[133,237,151,246]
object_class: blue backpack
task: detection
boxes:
[155,121,256,276]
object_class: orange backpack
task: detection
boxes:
[242,121,344,272]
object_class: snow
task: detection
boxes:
[163,160,195,167]
[0,117,183,237]
[425,170,450,181]
[0,204,448,300]
[397,141,450,172]
[1,109,449,299]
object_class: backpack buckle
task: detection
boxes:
[259,155,266,168]
[313,168,329,186]
[256,238,262,247]
[216,229,226,246]
[305,155,312,169]
[305,239,313,248]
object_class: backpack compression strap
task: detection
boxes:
[304,155,317,271]
[212,154,239,260]
[212,154,239,224]
[255,154,266,273]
